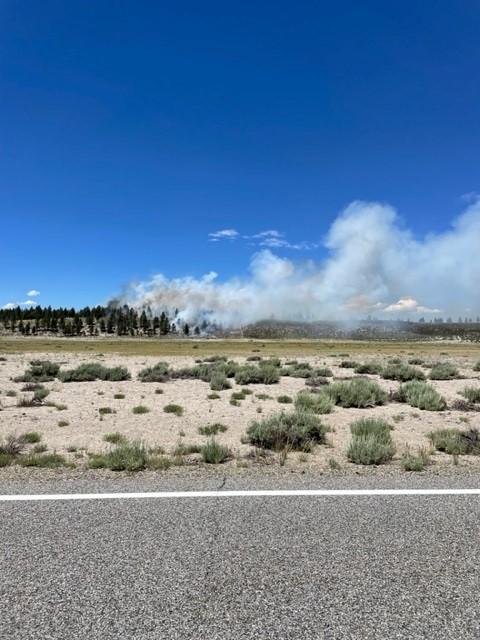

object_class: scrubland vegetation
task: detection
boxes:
[1,346,480,473]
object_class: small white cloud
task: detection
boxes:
[2,299,38,309]
[27,289,40,297]
[384,297,440,314]
[208,229,239,241]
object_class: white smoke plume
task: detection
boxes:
[113,200,480,326]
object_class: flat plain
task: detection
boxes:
[1,338,480,475]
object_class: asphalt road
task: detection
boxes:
[1,474,480,639]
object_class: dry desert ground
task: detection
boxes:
[1,346,480,475]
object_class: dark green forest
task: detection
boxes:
[0,305,202,337]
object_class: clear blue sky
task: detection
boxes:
[1,1,479,308]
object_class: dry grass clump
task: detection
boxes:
[401,446,430,471]
[0,434,25,457]
[246,410,329,451]
[473,361,480,372]
[60,363,130,382]
[347,418,395,465]
[277,395,293,404]
[429,362,460,380]
[382,363,425,382]
[326,378,387,408]
[132,405,150,414]
[397,381,446,411]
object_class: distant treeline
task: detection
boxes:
[2,304,480,341]
[0,305,204,337]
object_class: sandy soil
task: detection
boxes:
[1,351,480,472]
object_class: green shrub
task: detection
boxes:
[14,360,60,382]
[401,447,430,471]
[173,443,201,455]
[429,362,460,380]
[20,431,42,444]
[408,358,425,366]
[103,432,127,444]
[99,407,115,415]
[294,390,334,414]
[90,440,149,471]
[282,363,313,378]
[347,436,395,465]
[255,393,272,400]
[473,361,480,372]
[354,362,382,375]
[246,411,328,451]
[34,444,48,453]
[382,363,425,382]
[19,453,68,468]
[155,388,164,394]
[314,367,333,377]
[277,395,293,404]
[114,393,125,399]
[132,405,150,414]
[34,386,50,402]
[58,420,69,427]
[327,378,387,408]
[0,453,13,467]
[207,392,220,400]
[163,403,183,416]
[398,381,446,411]
[429,429,468,455]
[347,417,395,466]
[209,372,231,391]
[60,363,130,382]
[138,362,171,382]
[350,417,392,441]
[200,439,231,464]
[430,428,480,456]
[460,387,480,403]
[147,455,173,470]
[231,391,246,401]
[339,360,359,369]
[234,364,280,385]
[198,423,228,436]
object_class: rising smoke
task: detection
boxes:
[112,200,480,327]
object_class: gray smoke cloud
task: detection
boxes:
[113,199,480,326]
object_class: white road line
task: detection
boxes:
[1,489,480,502]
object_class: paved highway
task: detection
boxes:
[1,474,480,639]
